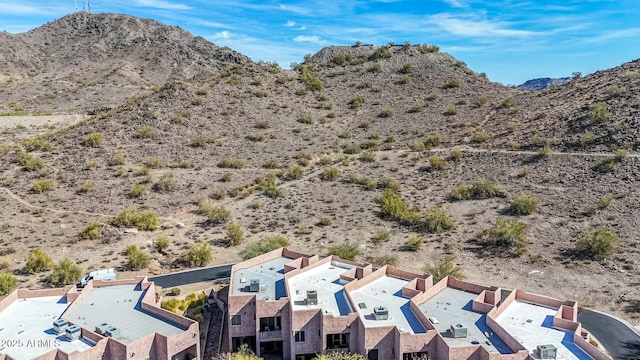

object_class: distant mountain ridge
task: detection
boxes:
[518,77,570,90]
[0,12,248,112]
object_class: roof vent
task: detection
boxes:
[450,324,468,338]
[306,290,318,305]
[53,319,69,334]
[105,326,121,339]
[373,306,389,320]
[65,325,81,341]
[537,344,557,359]
[249,279,260,292]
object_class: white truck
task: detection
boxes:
[79,268,116,287]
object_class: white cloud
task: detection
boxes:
[212,30,231,40]
[134,0,190,10]
[297,26,306,30]
[442,0,465,8]
[293,35,325,44]
[583,28,640,43]
[189,18,228,28]
[285,20,296,27]
[278,4,309,15]
[428,13,537,38]
[0,2,63,15]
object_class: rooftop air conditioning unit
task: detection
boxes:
[373,306,389,320]
[65,325,81,340]
[53,319,69,334]
[537,344,557,359]
[306,290,318,305]
[450,324,468,338]
[95,323,111,335]
[105,326,121,339]
[249,279,260,292]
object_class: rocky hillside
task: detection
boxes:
[1,14,640,321]
[0,12,247,113]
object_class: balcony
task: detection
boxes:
[258,328,283,339]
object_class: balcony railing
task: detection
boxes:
[258,329,282,339]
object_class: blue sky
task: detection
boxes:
[0,0,638,84]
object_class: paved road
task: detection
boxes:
[149,263,233,288]
[578,309,640,360]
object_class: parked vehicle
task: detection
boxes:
[79,268,116,287]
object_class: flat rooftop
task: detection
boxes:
[495,300,593,360]
[418,287,511,353]
[66,284,186,344]
[232,256,293,300]
[349,275,426,334]
[0,295,93,359]
[287,260,353,316]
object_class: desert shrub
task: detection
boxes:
[576,226,618,259]
[428,155,446,170]
[183,242,213,267]
[242,234,290,259]
[509,194,541,215]
[474,96,488,107]
[264,158,280,169]
[400,63,413,74]
[338,130,352,139]
[500,97,514,107]
[0,272,17,296]
[83,132,103,147]
[377,177,401,192]
[444,106,458,116]
[299,69,324,91]
[81,221,103,240]
[246,132,265,142]
[145,157,164,169]
[297,112,315,124]
[156,235,171,252]
[471,126,490,143]
[424,207,456,233]
[378,108,394,118]
[31,179,54,193]
[126,245,151,270]
[368,46,392,60]
[470,178,503,199]
[405,102,423,114]
[79,181,94,193]
[537,145,552,158]
[320,167,341,181]
[445,78,460,88]
[450,149,463,162]
[359,151,376,162]
[137,125,155,138]
[410,140,426,152]
[326,241,360,260]
[615,149,630,161]
[255,119,270,129]
[587,102,611,123]
[25,248,53,274]
[51,258,83,286]
[154,173,178,192]
[21,137,53,152]
[378,189,411,221]
[342,143,362,154]
[350,96,365,108]
[405,235,424,251]
[286,165,304,180]
[111,209,159,230]
[484,217,528,255]
[260,178,283,198]
[399,75,411,84]
[590,194,613,215]
[15,151,45,171]
[426,255,464,282]
[317,216,332,226]
[365,254,398,268]
[198,200,230,224]
[130,184,147,197]
[372,230,390,244]
[218,157,246,169]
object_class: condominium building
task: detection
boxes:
[227,247,610,360]
[0,276,199,360]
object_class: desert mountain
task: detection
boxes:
[518,77,570,90]
[1,13,640,322]
[0,12,248,113]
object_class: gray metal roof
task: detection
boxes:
[66,284,186,344]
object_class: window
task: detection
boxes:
[402,352,428,360]
[259,316,281,331]
[231,315,241,326]
[326,333,349,349]
[294,331,306,342]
